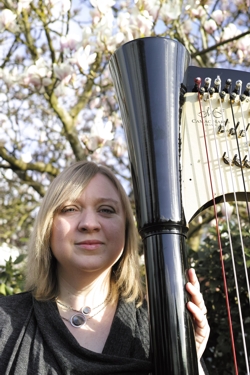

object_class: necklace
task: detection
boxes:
[56,297,108,328]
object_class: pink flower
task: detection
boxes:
[72,46,97,71]
[53,62,73,84]
[17,0,32,13]
[190,6,206,19]
[211,10,225,25]
[204,19,217,34]
[60,35,80,52]
[0,9,16,32]
[22,59,52,90]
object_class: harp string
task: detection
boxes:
[198,84,250,373]
[219,95,250,309]
[230,99,250,219]
[197,91,239,375]
[212,92,250,374]
[239,93,250,199]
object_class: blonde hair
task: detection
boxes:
[25,161,144,305]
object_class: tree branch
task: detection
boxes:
[0,146,59,176]
[191,29,250,58]
[0,36,18,69]
[31,2,56,63]
[48,93,86,160]
[20,9,39,61]
[70,53,103,119]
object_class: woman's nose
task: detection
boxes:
[77,210,101,232]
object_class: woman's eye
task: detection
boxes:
[99,207,115,214]
[61,206,77,213]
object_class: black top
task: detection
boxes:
[0,292,152,375]
[0,292,209,374]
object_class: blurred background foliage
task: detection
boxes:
[188,203,250,374]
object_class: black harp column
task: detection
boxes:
[109,37,199,374]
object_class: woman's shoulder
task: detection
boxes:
[0,291,33,313]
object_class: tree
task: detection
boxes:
[0,0,250,368]
[0,0,250,252]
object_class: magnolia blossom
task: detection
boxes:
[81,109,114,151]
[236,36,250,63]
[142,0,163,19]
[60,35,80,53]
[0,67,18,88]
[17,0,32,13]
[182,19,193,35]
[90,7,102,25]
[72,46,97,71]
[237,49,244,64]
[0,9,17,32]
[93,12,115,44]
[91,10,123,50]
[135,10,153,36]
[54,81,71,97]
[190,5,206,19]
[236,35,250,54]
[90,0,115,14]
[53,62,73,84]
[221,23,240,41]
[82,27,93,48]
[44,0,71,14]
[105,32,125,52]
[21,152,32,163]
[118,8,153,40]
[112,136,127,158]
[211,9,226,25]
[22,58,52,89]
[159,2,181,21]
[204,19,217,34]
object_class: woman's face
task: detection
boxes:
[50,173,126,282]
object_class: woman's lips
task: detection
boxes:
[75,240,103,250]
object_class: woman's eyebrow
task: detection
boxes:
[95,198,120,205]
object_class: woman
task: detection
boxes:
[0,161,209,374]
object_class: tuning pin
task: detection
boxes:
[223,79,232,93]
[219,91,226,101]
[222,152,231,165]
[240,94,246,102]
[239,129,246,137]
[199,87,205,96]
[230,92,237,103]
[246,123,250,131]
[214,76,221,92]
[208,87,215,97]
[218,119,229,134]
[233,154,242,168]
[192,77,201,92]
[218,125,225,134]
[244,82,250,96]
[204,77,211,91]
[229,122,240,136]
[233,80,242,95]
[243,156,250,168]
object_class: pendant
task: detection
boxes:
[70,313,87,328]
[82,306,91,315]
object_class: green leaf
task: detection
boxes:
[0,283,7,296]
[13,254,26,264]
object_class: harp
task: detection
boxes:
[109,37,250,374]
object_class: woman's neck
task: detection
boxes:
[56,269,111,311]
